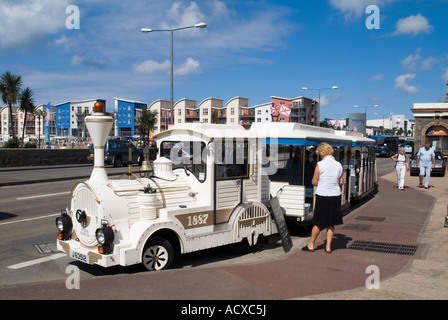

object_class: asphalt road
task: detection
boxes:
[0,158,394,291]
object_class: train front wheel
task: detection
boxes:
[142,237,174,271]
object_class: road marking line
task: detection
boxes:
[16,191,70,200]
[7,253,67,270]
[0,213,60,226]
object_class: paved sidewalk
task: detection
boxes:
[298,171,448,300]
[0,168,446,300]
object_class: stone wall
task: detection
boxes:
[0,149,90,167]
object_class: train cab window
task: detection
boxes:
[215,140,249,180]
[160,141,207,182]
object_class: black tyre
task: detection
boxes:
[142,237,174,271]
[113,156,123,167]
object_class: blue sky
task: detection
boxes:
[1,0,448,121]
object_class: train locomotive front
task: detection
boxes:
[55,103,278,271]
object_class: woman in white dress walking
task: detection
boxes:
[391,147,409,190]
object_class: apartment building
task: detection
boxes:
[114,98,147,137]
[55,99,105,137]
[149,99,171,134]
[1,104,56,140]
[174,98,198,125]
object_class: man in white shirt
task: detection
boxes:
[416,142,435,189]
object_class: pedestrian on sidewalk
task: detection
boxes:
[391,147,409,190]
[302,142,344,254]
[416,142,435,189]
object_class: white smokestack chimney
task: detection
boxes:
[85,101,114,184]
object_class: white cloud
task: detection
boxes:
[329,0,397,21]
[206,0,232,18]
[175,58,201,75]
[162,2,206,30]
[318,94,342,107]
[394,73,419,94]
[441,67,448,81]
[401,49,421,72]
[421,57,440,71]
[0,0,70,52]
[71,55,107,70]
[133,58,200,76]
[133,60,171,74]
[367,94,383,105]
[392,14,433,36]
[372,74,385,81]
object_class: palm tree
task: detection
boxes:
[19,87,35,147]
[0,71,23,138]
[137,106,158,141]
[211,110,219,124]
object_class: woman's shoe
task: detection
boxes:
[302,245,314,252]
[325,248,332,254]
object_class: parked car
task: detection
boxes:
[89,138,143,167]
[410,151,446,177]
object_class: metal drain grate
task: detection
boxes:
[355,216,386,222]
[348,240,418,256]
[343,223,372,231]
[34,243,58,254]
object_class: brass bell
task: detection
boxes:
[139,154,152,177]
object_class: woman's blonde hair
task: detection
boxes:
[316,142,334,157]
[399,147,405,153]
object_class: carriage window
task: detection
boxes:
[215,140,249,180]
[160,141,207,182]
[269,145,317,186]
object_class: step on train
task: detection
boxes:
[55,102,377,271]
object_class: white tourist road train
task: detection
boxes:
[56,102,377,271]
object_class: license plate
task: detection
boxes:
[70,249,90,264]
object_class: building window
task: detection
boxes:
[203,108,208,115]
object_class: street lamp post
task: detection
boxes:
[354,104,379,118]
[141,22,207,127]
[374,112,393,134]
[33,109,47,149]
[301,86,338,126]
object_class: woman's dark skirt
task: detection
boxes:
[311,195,343,228]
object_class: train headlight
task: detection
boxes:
[56,211,73,241]
[95,220,114,254]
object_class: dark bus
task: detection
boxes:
[370,135,399,157]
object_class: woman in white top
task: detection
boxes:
[303,143,344,254]
[391,147,409,190]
